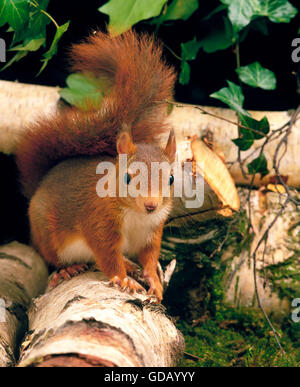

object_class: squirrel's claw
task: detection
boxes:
[143,272,163,303]
[48,263,89,288]
[109,276,146,295]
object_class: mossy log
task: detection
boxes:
[0,242,48,367]
[18,271,184,367]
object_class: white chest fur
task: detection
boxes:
[58,238,95,265]
[58,206,170,265]
[121,207,169,257]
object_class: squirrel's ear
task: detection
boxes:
[164,129,176,162]
[117,131,136,155]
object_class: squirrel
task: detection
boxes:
[15,30,177,302]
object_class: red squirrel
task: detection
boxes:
[16,31,177,302]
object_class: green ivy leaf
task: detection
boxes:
[0,50,27,71]
[99,0,168,35]
[232,128,254,151]
[38,21,70,75]
[236,62,276,90]
[179,37,201,85]
[247,153,269,177]
[9,36,45,51]
[226,0,258,34]
[203,4,228,21]
[1,37,45,71]
[258,0,298,23]
[59,73,106,109]
[181,37,201,61]
[210,81,249,115]
[239,113,270,139]
[27,0,50,37]
[220,0,297,34]
[0,0,8,27]
[159,0,198,22]
[179,60,190,85]
[201,16,234,53]
[1,0,30,30]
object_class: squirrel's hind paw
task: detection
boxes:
[48,263,89,288]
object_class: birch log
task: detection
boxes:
[18,271,185,367]
[1,80,299,188]
[0,242,48,367]
[0,80,239,224]
[223,188,300,318]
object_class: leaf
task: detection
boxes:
[1,0,30,30]
[59,73,105,109]
[38,21,70,75]
[160,0,198,22]
[27,0,50,37]
[236,62,276,90]
[179,60,190,85]
[9,37,45,51]
[201,16,234,53]
[258,0,298,23]
[210,81,249,116]
[220,0,297,34]
[232,129,254,151]
[181,37,201,61]
[178,37,201,85]
[99,0,168,35]
[0,0,8,27]
[226,0,258,34]
[247,153,269,177]
[239,113,270,139]
[202,4,227,21]
[0,50,27,71]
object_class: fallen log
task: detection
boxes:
[18,271,185,367]
[1,80,299,188]
[0,242,48,367]
[223,188,300,319]
[0,80,240,224]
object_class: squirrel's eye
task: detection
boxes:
[169,174,174,186]
[124,173,131,185]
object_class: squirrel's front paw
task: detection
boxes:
[143,272,163,303]
[109,276,146,295]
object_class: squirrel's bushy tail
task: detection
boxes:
[16,31,176,198]
[70,30,175,124]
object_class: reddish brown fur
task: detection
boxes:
[16,31,176,301]
[16,30,176,198]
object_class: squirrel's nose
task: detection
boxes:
[144,203,157,213]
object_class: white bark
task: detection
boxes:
[223,188,300,318]
[0,80,240,224]
[1,80,299,189]
[18,271,185,367]
[166,105,300,188]
[0,242,48,367]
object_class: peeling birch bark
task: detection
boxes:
[166,105,300,189]
[18,272,185,367]
[223,188,300,318]
[0,242,48,367]
[1,80,299,189]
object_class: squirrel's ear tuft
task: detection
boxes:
[117,131,136,155]
[164,129,176,162]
